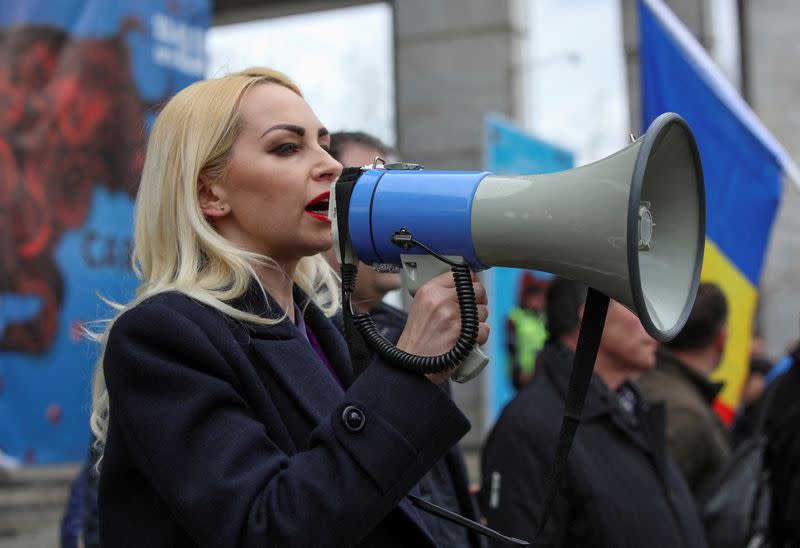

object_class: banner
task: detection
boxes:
[0,0,209,465]
[638,0,799,423]
[484,115,574,423]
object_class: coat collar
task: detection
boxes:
[539,341,668,464]
[538,341,613,420]
[655,347,724,404]
[229,282,355,426]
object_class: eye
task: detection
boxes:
[270,143,301,156]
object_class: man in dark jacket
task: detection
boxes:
[637,282,731,492]
[480,278,708,547]
[765,342,800,547]
[329,131,484,548]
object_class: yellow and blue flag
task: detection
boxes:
[639,0,799,424]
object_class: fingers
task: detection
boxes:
[477,304,489,323]
[404,270,490,361]
[432,270,457,287]
[477,321,490,346]
[418,273,488,327]
[431,273,486,299]
[473,281,487,305]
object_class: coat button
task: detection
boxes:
[342,405,366,432]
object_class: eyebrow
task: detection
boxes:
[260,124,329,140]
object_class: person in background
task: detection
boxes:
[764,338,800,547]
[637,282,731,492]
[730,346,772,448]
[505,272,548,389]
[326,130,485,547]
[481,277,707,548]
[60,458,87,548]
[89,67,489,547]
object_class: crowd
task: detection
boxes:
[54,67,798,547]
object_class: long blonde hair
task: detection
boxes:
[90,67,340,445]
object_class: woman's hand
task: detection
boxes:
[396,271,489,384]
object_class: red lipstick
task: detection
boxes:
[305,191,331,224]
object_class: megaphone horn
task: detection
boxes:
[332,112,705,380]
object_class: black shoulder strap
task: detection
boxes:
[410,289,608,546]
[535,288,609,538]
[408,493,529,546]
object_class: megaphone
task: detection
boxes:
[331,112,705,383]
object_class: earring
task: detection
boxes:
[219,205,225,211]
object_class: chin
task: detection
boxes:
[314,240,333,256]
[300,234,333,257]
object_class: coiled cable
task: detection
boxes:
[342,229,479,375]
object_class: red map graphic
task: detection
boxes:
[0,22,146,353]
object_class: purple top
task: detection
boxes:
[295,305,344,390]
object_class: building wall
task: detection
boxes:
[742,0,800,358]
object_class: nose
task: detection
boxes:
[314,148,343,183]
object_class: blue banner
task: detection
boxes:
[483,116,574,423]
[0,0,209,465]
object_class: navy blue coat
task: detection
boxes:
[481,341,708,548]
[98,287,470,547]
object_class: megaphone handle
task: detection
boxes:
[450,346,489,383]
[400,254,489,382]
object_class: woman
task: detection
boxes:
[89,67,489,547]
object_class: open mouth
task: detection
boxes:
[305,191,331,223]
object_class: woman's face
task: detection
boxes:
[207,83,343,264]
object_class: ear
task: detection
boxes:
[198,174,228,218]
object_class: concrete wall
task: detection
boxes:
[742,0,800,357]
[393,0,528,171]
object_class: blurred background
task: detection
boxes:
[2,0,799,544]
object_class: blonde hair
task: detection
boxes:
[90,67,340,445]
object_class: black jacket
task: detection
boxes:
[98,287,470,547]
[480,341,708,548]
[765,353,800,547]
[335,301,485,547]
